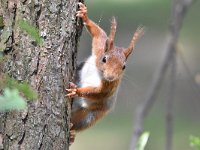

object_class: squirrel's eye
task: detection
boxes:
[102,56,107,63]
[122,65,126,70]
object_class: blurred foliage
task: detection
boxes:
[190,136,200,150]
[0,17,39,112]
[0,17,43,51]
[1,75,38,101]
[0,75,37,112]
[86,0,170,31]
[18,18,43,45]
[136,132,150,150]
[0,88,27,111]
[0,52,3,60]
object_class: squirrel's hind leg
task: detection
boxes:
[69,127,76,146]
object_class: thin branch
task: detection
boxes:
[129,37,172,150]
[165,49,176,150]
[129,0,195,149]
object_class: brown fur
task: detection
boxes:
[67,2,144,144]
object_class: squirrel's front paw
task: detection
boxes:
[76,3,88,22]
[66,82,78,98]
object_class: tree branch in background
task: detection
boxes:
[129,0,195,149]
[165,48,176,150]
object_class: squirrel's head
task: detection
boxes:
[97,17,144,82]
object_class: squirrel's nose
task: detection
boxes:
[106,76,115,81]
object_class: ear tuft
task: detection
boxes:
[124,26,145,58]
[106,17,117,51]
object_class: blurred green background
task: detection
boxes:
[71,0,200,149]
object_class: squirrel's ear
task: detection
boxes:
[104,39,114,52]
[105,17,116,52]
[124,26,144,59]
[104,39,109,52]
[109,17,117,41]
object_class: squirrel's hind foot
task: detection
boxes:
[69,123,76,146]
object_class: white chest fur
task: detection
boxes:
[80,55,101,88]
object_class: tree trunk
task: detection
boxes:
[0,0,82,149]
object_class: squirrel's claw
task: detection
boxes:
[69,82,77,89]
[76,2,88,22]
[66,89,78,97]
[78,2,86,9]
[66,82,78,97]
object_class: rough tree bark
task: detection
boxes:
[0,0,82,149]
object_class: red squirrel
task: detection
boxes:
[66,2,144,145]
